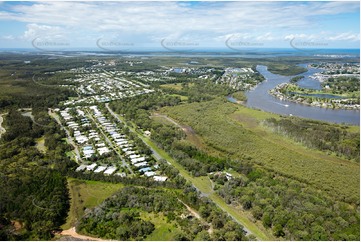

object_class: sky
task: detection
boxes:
[0,1,359,51]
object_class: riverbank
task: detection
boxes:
[269,83,360,110]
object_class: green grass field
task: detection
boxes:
[144,213,181,241]
[61,178,123,230]
[162,98,360,203]
[160,83,183,90]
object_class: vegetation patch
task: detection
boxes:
[162,98,359,202]
[62,178,124,230]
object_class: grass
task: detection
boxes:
[151,115,178,127]
[143,213,181,241]
[61,178,123,230]
[170,94,188,101]
[162,98,360,203]
[35,136,47,153]
[160,83,183,90]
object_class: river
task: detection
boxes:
[235,65,359,125]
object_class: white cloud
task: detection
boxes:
[328,33,360,42]
[22,23,66,40]
[0,1,358,48]
[1,35,14,40]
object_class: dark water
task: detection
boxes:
[240,65,360,125]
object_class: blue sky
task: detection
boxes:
[0,1,359,51]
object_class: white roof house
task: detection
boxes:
[86,163,97,171]
[104,166,117,175]
[131,157,146,164]
[97,147,110,155]
[144,171,156,177]
[153,176,168,182]
[129,154,140,159]
[134,162,148,168]
[75,164,87,172]
[94,166,107,173]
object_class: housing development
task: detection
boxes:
[0,1,360,241]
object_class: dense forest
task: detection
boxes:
[212,169,359,240]
[0,109,75,240]
[264,117,360,160]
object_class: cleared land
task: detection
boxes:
[61,178,123,230]
[162,98,360,202]
[35,136,47,153]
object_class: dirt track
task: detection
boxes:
[0,113,6,139]
[60,227,105,241]
[151,113,203,148]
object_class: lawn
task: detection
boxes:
[162,98,360,203]
[61,178,123,230]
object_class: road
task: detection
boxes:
[60,227,105,241]
[105,103,269,240]
[48,109,82,163]
[85,108,134,175]
[0,113,6,139]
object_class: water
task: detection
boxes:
[296,64,322,90]
[242,65,360,125]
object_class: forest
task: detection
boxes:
[264,117,360,160]
[212,168,359,240]
[0,53,360,241]
[108,92,360,240]
[77,185,246,241]
[0,109,75,240]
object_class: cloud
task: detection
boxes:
[327,33,360,42]
[22,23,66,40]
[0,1,358,48]
[1,35,14,40]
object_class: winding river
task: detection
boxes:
[235,65,360,125]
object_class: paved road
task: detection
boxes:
[105,103,267,240]
[85,108,134,175]
[105,103,164,162]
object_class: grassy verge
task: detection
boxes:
[61,178,123,230]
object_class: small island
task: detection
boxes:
[269,63,360,110]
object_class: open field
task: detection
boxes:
[160,83,184,90]
[143,213,181,241]
[162,98,360,203]
[35,136,47,153]
[61,178,123,230]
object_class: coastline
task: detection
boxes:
[269,83,360,110]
